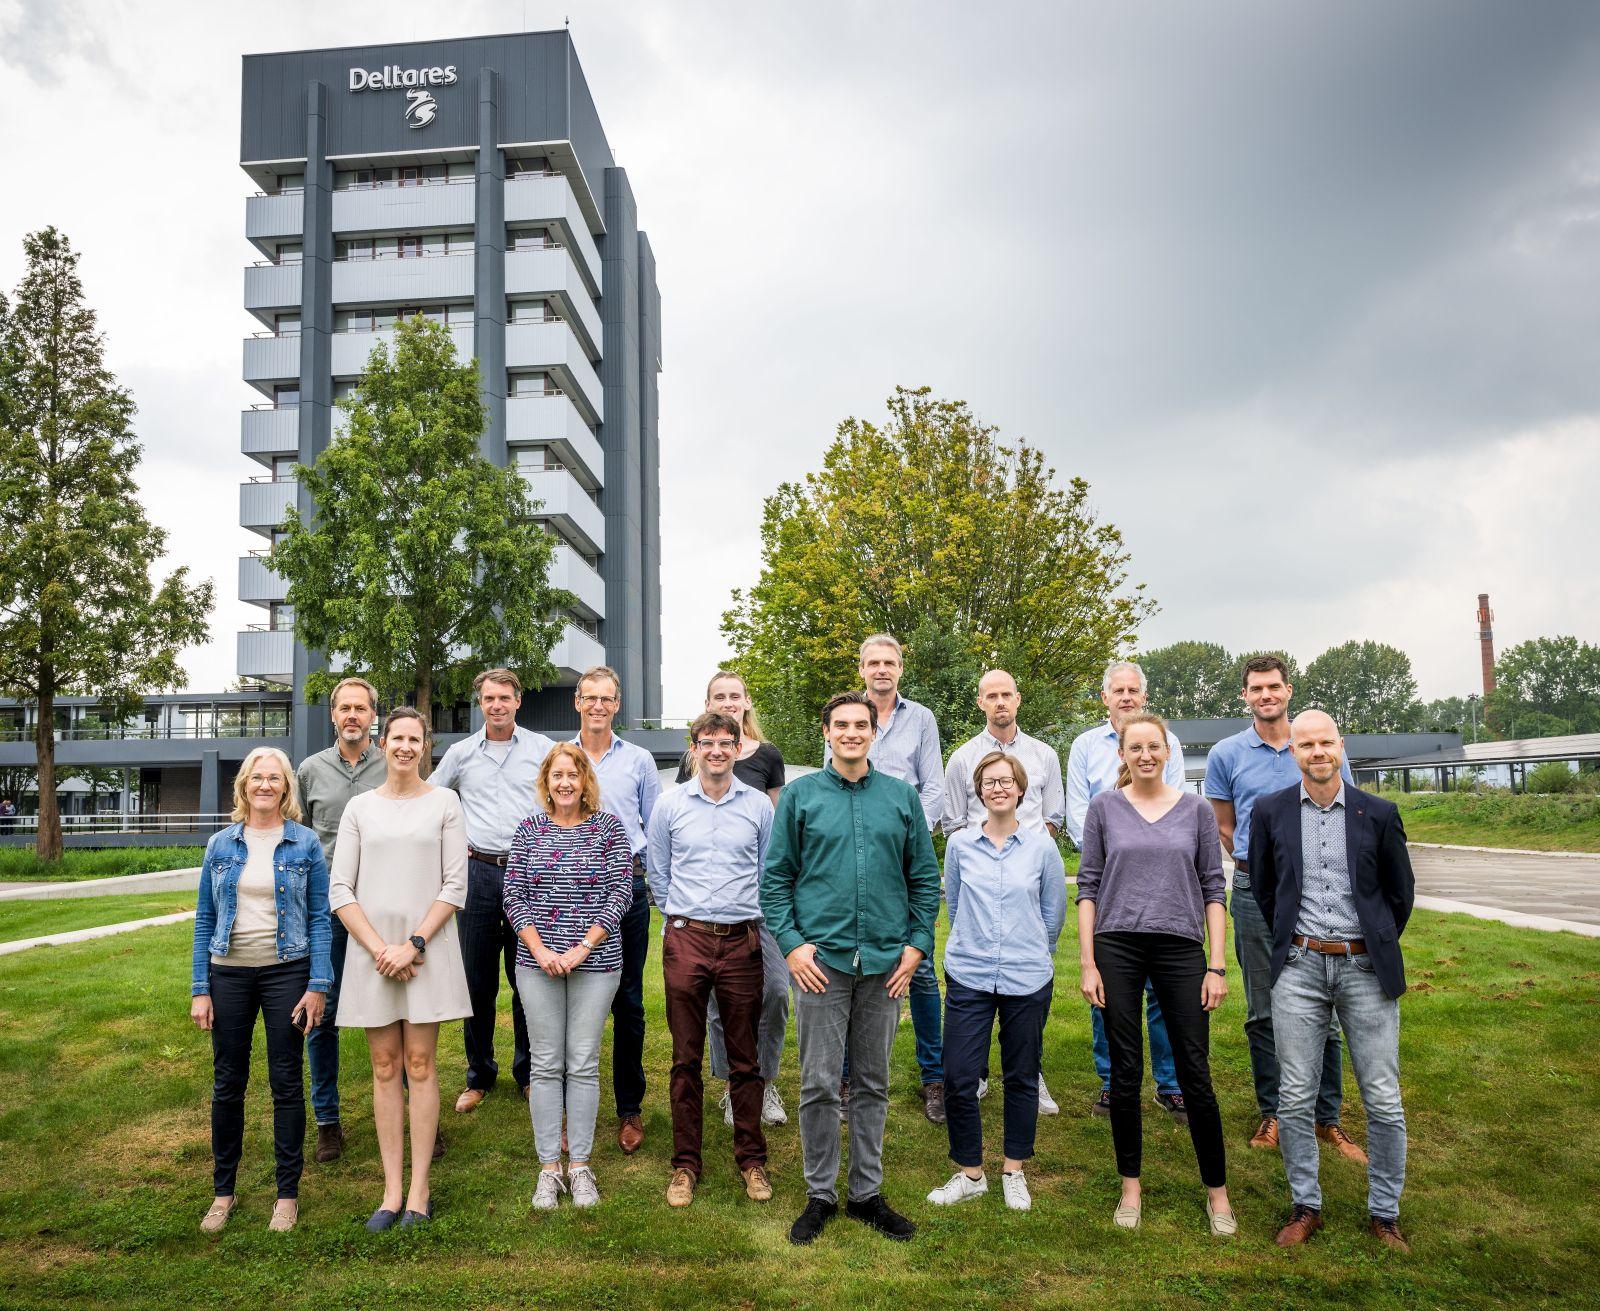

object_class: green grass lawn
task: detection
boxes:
[0,907,1595,1310]
[0,891,196,943]
[1383,791,1600,853]
[0,846,204,883]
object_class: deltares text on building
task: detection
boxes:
[348,65,458,91]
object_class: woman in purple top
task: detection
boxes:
[503,743,634,1210]
[1076,711,1235,1236]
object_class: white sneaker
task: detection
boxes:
[927,1171,989,1205]
[976,1077,990,1100]
[568,1165,600,1208]
[761,1082,788,1126]
[719,1089,734,1126]
[531,1168,566,1210]
[1038,1076,1059,1116]
[1001,1170,1032,1211]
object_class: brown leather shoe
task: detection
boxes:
[666,1167,696,1207]
[314,1121,345,1164]
[618,1114,645,1155]
[1369,1217,1411,1253]
[1275,1204,1324,1246]
[432,1128,446,1161]
[742,1164,773,1202]
[1318,1122,1370,1164]
[1249,1116,1280,1149]
[454,1088,486,1114]
[921,1082,947,1125]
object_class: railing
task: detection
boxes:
[249,257,303,267]
[1,811,231,835]
[250,330,301,339]
[508,169,561,180]
[247,402,299,411]
[245,474,296,484]
[0,724,289,742]
[334,321,474,335]
[334,247,474,263]
[336,175,476,193]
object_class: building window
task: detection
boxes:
[268,603,295,632]
[336,308,376,333]
[276,242,302,266]
[508,372,552,398]
[276,173,305,195]
[397,236,423,259]
[273,313,300,336]
[270,455,296,481]
[273,385,300,408]
[337,237,375,262]
[510,228,554,252]
[399,166,421,187]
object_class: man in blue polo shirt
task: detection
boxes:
[1204,654,1365,1163]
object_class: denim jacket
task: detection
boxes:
[191,819,333,996]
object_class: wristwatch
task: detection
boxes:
[409,934,427,957]
[1206,967,1226,977]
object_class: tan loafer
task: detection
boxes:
[742,1164,773,1202]
[200,1196,235,1234]
[1206,1198,1237,1237]
[666,1167,696,1208]
[1113,1200,1141,1230]
[269,1199,298,1232]
[454,1088,487,1114]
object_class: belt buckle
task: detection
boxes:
[713,921,731,936]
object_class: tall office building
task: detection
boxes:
[237,32,661,758]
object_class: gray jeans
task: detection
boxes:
[708,923,791,1082]
[1272,948,1406,1219]
[795,958,901,1204]
[515,965,622,1165]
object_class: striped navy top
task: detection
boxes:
[503,811,634,972]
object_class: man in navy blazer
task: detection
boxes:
[1251,710,1415,1253]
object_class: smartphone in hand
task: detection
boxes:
[291,1005,310,1033]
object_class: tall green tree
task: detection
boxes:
[1140,640,1237,719]
[272,317,573,728]
[721,387,1154,763]
[1299,640,1420,732]
[0,228,213,860]
[1415,695,1479,739]
[1486,636,1600,737]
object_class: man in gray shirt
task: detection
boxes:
[295,676,386,1163]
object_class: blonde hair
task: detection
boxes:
[231,746,302,823]
[683,669,770,778]
[536,743,603,818]
[1115,711,1171,790]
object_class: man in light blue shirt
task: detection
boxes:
[571,664,662,1155]
[1065,660,1189,1122]
[1204,653,1362,1160]
[432,668,553,1112]
[648,711,776,1205]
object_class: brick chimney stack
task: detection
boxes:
[1477,593,1496,696]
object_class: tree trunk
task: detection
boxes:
[34,685,61,863]
[415,665,433,780]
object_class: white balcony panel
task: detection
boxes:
[245,262,302,314]
[246,193,303,245]
[241,408,299,461]
[523,467,605,556]
[505,321,604,425]
[238,555,287,605]
[240,479,297,535]
[506,395,603,488]
[504,174,602,292]
[549,544,606,620]
[504,248,602,359]
[332,324,474,378]
[242,335,301,386]
[333,182,475,234]
[548,624,606,680]
[332,252,474,305]
[237,629,293,682]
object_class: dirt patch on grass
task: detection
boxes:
[94,1108,207,1173]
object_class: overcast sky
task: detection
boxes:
[2,0,1597,712]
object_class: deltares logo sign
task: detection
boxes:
[347,64,458,129]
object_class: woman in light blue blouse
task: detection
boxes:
[927,750,1067,1212]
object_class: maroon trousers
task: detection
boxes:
[662,920,768,1175]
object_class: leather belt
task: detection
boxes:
[1292,933,1367,956]
[1232,858,1249,875]
[672,917,758,937]
[469,848,509,867]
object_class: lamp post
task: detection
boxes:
[1466,693,1479,744]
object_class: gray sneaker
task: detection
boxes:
[762,1082,788,1126]
[531,1169,566,1211]
[568,1165,600,1208]
[719,1089,734,1126]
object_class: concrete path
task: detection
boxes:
[1407,844,1600,930]
[0,868,200,902]
[0,911,196,958]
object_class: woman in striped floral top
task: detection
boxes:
[504,743,634,1210]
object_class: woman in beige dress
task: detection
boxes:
[330,706,471,1231]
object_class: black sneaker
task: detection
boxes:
[1155,1091,1189,1125]
[838,1078,851,1125]
[845,1193,916,1242]
[789,1197,838,1245]
[1091,1089,1112,1117]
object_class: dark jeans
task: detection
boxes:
[942,975,1052,1166]
[306,918,348,1124]
[459,856,530,1092]
[611,871,650,1117]
[209,957,309,1199]
[662,920,767,1174]
[1231,886,1342,1122]
[1094,931,1226,1188]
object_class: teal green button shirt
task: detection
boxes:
[760,763,941,976]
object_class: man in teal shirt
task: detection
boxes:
[762,691,940,1247]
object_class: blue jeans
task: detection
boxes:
[842,955,942,1086]
[306,918,348,1124]
[1090,982,1180,1096]
[1231,886,1342,1122]
[1273,947,1406,1219]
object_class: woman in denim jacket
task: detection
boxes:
[190,746,332,1234]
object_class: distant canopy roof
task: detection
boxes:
[1368,733,1600,770]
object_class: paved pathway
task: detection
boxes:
[1408,844,1600,931]
[0,868,200,902]
[0,911,196,958]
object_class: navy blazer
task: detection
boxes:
[1250,781,1415,999]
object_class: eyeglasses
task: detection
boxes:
[247,774,287,787]
[576,694,618,707]
[694,739,738,752]
[979,777,1019,792]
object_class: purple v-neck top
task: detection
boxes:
[1075,790,1226,943]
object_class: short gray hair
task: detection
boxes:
[858,633,903,663]
[1101,660,1147,695]
[330,676,378,710]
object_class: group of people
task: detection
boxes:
[188,638,1416,1253]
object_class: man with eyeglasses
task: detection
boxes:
[941,669,1066,1115]
[571,664,662,1155]
[647,712,776,1208]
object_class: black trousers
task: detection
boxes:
[1094,931,1226,1188]
[610,871,650,1116]
[209,957,309,1199]
[942,975,1052,1166]
[459,856,530,1092]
